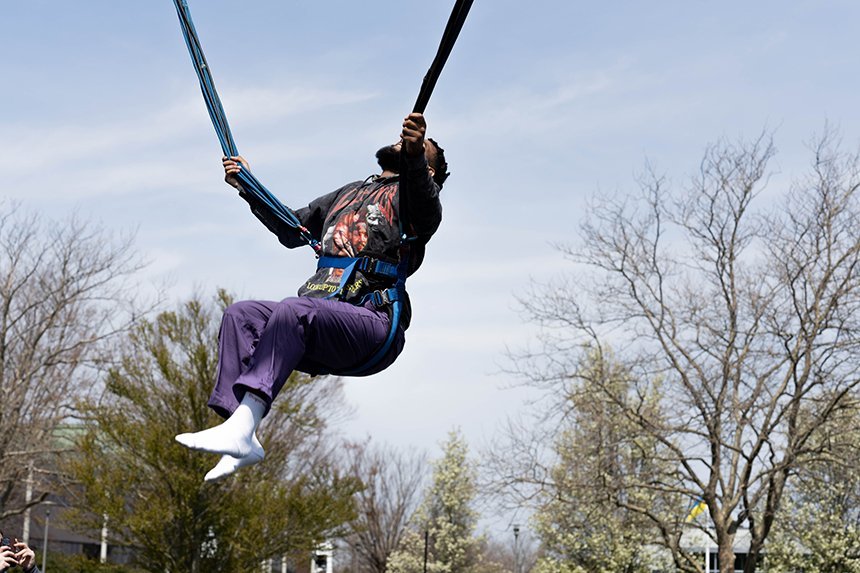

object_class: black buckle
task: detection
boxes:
[370,289,395,307]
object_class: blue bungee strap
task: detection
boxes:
[172,0,321,253]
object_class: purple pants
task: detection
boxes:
[207,296,405,419]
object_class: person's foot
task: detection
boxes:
[175,423,255,458]
[204,436,265,482]
[175,393,267,457]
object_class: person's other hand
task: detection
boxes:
[14,541,36,571]
[223,155,250,190]
[0,545,16,572]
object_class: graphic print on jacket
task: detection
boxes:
[299,178,401,303]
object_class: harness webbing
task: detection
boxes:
[315,255,396,301]
[172,0,321,253]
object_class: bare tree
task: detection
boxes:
[341,441,427,573]
[502,130,860,573]
[0,202,147,519]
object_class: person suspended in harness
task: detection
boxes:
[175,112,447,481]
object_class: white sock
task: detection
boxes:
[203,434,265,482]
[175,393,267,458]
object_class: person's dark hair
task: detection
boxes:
[427,138,449,188]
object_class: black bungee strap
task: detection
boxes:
[401,0,473,235]
[412,0,475,114]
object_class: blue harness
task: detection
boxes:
[315,245,410,376]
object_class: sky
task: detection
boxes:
[6,0,860,534]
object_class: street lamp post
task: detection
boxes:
[423,530,429,573]
[512,525,520,573]
[41,509,50,573]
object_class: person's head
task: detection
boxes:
[375,139,450,189]
[426,138,449,188]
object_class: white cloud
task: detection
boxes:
[4,83,379,202]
